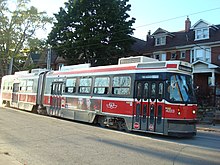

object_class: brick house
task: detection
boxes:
[140,17,220,107]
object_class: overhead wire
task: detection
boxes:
[48,6,220,52]
[1,6,220,63]
[135,7,220,29]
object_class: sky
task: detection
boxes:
[26,0,220,40]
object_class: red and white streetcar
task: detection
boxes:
[1,56,197,137]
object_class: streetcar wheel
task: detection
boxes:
[117,120,124,131]
[117,120,129,132]
[98,116,106,128]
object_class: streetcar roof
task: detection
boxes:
[48,60,192,76]
[1,57,192,79]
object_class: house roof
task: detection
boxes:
[191,19,219,30]
[152,28,169,35]
[30,53,41,64]
[192,60,219,69]
[143,23,220,54]
[130,37,146,54]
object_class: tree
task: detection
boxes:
[48,0,135,66]
[0,0,53,76]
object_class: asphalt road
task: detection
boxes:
[0,107,219,165]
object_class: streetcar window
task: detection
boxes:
[112,76,131,95]
[93,77,109,94]
[27,80,34,91]
[7,82,10,90]
[158,82,164,100]
[3,81,12,91]
[58,83,63,95]
[151,83,156,98]
[143,82,149,100]
[79,77,92,94]
[65,78,76,93]
[166,74,196,103]
[20,80,27,91]
[9,82,13,91]
[169,75,182,101]
[13,83,19,92]
[3,81,7,91]
[136,82,142,100]
[52,83,57,94]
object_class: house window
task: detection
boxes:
[195,49,203,61]
[171,53,176,59]
[155,36,166,46]
[208,76,212,86]
[155,54,160,60]
[218,55,220,61]
[190,47,211,63]
[161,53,166,61]
[180,51,186,59]
[195,28,209,40]
[205,48,211,62]
[154,53,166,61]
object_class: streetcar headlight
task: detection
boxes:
[177,109,181,115]
[192,110,196,114]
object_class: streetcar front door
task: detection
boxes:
[50,82,63,116]
[11,83,19,107]
[12,83,19,105]
[133,81,164,134]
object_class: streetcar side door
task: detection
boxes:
[148,81,164,133]
[50,82,63,116]
[133,81,164,134]
[133,81,149,131]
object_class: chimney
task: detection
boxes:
[146,30,151,41]
[185,16,191,32]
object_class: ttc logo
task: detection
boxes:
[106,102,118,109]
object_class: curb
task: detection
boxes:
[197,126,220,133]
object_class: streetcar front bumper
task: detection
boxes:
[167,119,197,137]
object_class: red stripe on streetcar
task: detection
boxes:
[166,64,177,68]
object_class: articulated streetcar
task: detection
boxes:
[0,56,197,137]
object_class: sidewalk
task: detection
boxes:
[197,124,220,133]
[0,152,22,165]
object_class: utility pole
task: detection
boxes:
[8,49,15,75]
[8,57,13,75]
[47,47,51,70]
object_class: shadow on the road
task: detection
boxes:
[4,107,220,151]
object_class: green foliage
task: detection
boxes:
[0,0,53,76]
[27,38,48,52]
[48,0,135,66]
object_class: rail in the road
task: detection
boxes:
[197,124,220,133]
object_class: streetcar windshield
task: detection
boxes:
[167,74,196,103]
